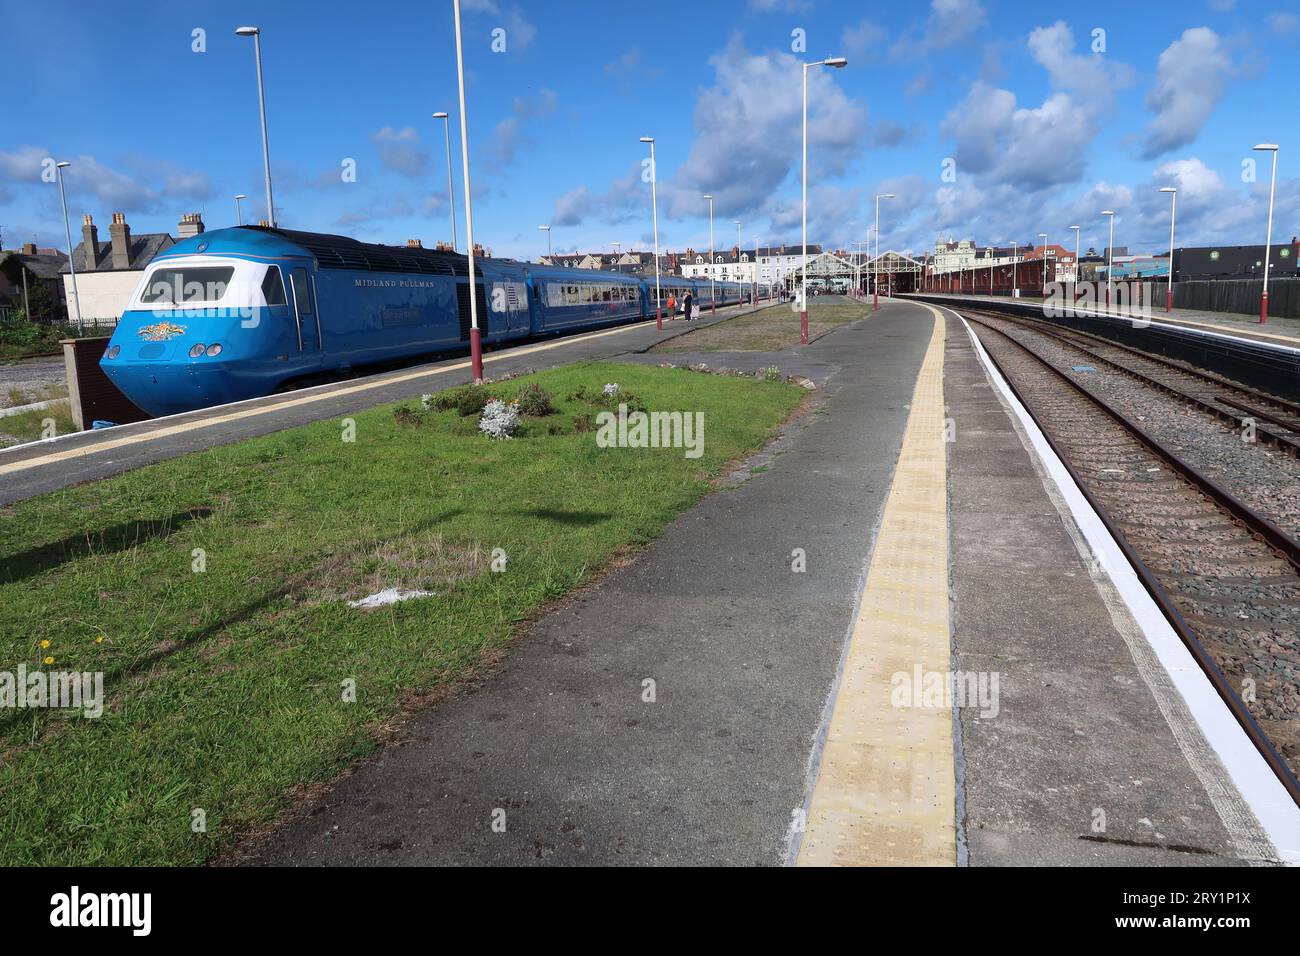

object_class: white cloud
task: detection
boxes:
[842,20,887,57]
[1028,20,1132,100]
[486,88,557,170]
[1142,28,1231,158]
[923,0,986,50]
[371,126,429,179]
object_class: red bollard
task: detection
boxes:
[1260,292,1269,324]
[800,309,809,345]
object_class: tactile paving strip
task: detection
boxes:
[797,308,955,866]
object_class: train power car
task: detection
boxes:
[100,226,753,417]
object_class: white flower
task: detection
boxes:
[603,382,620,396]
[478,399,521,439]
[420,393,433,410]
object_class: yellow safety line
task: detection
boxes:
[797,306,954,866]
[0,314,681,478]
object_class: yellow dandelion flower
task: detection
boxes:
[39,640,50,649]
[43,656,55,665]
[95,636,105,644]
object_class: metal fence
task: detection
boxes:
[1172,278,1300,318]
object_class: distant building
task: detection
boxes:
[681,243,822,285]
[59,212,187,324]
[0,244,70,322]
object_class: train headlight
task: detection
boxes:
[205,343,223,357]
[188,343,207,358]
[104,345,120,359]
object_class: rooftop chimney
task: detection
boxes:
[20,242,36,256]
[406,238,423,248]
[178,212,205,239]
[109,212,132,270]
[82,215,100,271]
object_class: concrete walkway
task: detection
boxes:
[236,302,935,865]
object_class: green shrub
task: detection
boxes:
[429,383,493,417]
[516,382,554,417]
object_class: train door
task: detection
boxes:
[287,265,322,354]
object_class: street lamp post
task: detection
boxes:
[450,0,483,381]
[987,243,1000,296]
[235,194,247,226]
[433,112,458,251]
[538,224,551,261]
[802,56,848,344]
[734,220,743,304]
[703,194,716,314]
[873,192,895,310]
[1037,233,1048,298]
[640,136,662,331]
[1101,211,1115,308]
[1253,144,1279,324]
[1069,225,1080,302]
[54,161,81,325]
[1159,188,1177,313]
[235,27,276,227]
[1011,240,1018,297]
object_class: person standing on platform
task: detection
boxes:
[683,290,693,322]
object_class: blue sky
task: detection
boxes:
[2,0,1298,262]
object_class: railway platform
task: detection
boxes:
[230,299,1295,866]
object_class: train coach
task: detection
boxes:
[100,226,751,417]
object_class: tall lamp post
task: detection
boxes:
[235,26,276,227]
[538,224,551,261]
[640,136,662,331]
[1069,225,1080,302]
[1037,233,1048,298]
[734,220,743,304]
[1101,210,1115,308]
[451,0,482,381]
[1253,143,1279,324]
[1011,240,1018,297]
[235,194,247,226]
[1159,187,1177,313]
[54,161,81,325]
[873,192,895,310]
[433,112,458,251]
[987,243,1000,295]
[703,194,716,314]
[802,55,848,344]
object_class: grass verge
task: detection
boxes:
[0,399,75,448]
[0,360,802,865]
[653,294,870,352]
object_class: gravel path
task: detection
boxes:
[0,356,66,408]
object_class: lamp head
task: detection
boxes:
[823,57,848,68]
[55,161,70,169]
[1159,186,1177,193]
[235,194,247,200]
[1101,210,1114,216]
[1253,143,1279,151]
[235,26,260,36]
[639,136,654,144]
[433,111,449,119]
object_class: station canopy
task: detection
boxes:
[786,250,922,292]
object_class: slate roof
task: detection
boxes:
[61,232,175,273]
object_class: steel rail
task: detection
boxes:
[972,310,1300,458]
[964,311,1300,809]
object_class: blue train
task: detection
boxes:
[100,226,753,417]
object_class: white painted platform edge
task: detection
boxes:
[955,309,1300,866]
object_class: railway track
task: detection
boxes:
[962,311,1300,809]
[982,310,1300,455]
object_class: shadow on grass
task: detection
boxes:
[0,508,214,585]
[524,507,612,526]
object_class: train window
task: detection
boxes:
[139,266,236,304]
[602,287,611,302]
[291,267,313,316]
[261,267,287,306]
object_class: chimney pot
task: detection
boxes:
[178,212,205,239]
[81,215,100,271]
[406,238,423,248]
[21,242,36,255]
[109,212,132,270]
